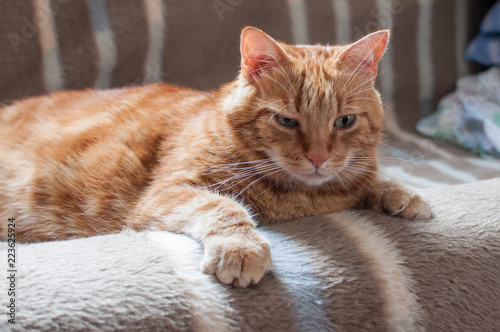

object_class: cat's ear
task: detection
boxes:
[338,30,390,79]
[240,27,290,83]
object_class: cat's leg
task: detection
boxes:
[129,185,273,287]
[360,177,432,220]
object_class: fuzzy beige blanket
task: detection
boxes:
[1,178,499,332]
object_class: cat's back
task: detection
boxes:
[0,84,207,148]
[0,84,212,241]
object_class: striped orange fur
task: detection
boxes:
[0,27,430,287]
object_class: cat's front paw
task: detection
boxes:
[201,232,273,287]
[374,187,432,221]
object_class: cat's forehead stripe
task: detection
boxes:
[298,66,338,116]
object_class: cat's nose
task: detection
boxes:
[306,152,329,168]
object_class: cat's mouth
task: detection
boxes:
[264,151,342,186]
[293,170,335,186]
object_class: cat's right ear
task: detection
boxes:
[337,30,390,79]
[240,27,290,83]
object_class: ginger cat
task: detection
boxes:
[0,27,430,287]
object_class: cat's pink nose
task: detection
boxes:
[306,152,329,168]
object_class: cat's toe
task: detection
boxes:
[234,250,273,287]
[400,195,432,220]
[380,188,411,215]
[216,257,242,285]
[380,189,432,221]
[201,233,273,287]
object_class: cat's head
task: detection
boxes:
[225,27,389,187]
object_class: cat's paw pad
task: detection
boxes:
[201,232,273,287]
[376,188,432,220]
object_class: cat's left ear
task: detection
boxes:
[338,30,390,79]
[240,27,290,83]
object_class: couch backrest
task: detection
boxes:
[0,0,495,130]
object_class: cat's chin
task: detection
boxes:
[293,172,335,186]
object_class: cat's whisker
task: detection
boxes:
[348,86,375,98]
[204,159,275,172]
[349,156,425,163]
[205,163,263,184]
[333,173,349,191]
[268,112,278,124]
[204,168,253,181]
[216,167,280,193]
[255,97,288,109]
[204,156,287,170]
[340,166,377,181]
[345,167,379,177]
[235,168,285,198]
[207,162,284,191]
[370,138,409,153]
[207,163,281,183]
[263,105,291,124]
[345,164,378,173]
[370,139,430,163]
[256,171,288,197]
[348,156,436,177]
[207,169,259,191]
[337,170,358,187]
[347,164,381,178]
[267,105,301,125]
[371,140,412,156]
[339,168,378,193]
[343,160,379,176]
[346,75,375,96]
[371,139,410,155]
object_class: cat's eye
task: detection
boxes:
[276,114,299,128]
[334,115,356,129]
